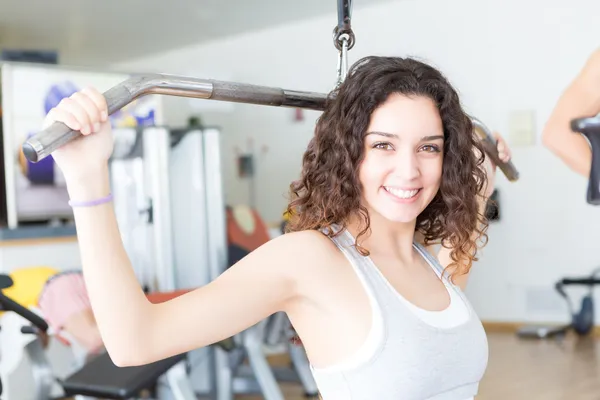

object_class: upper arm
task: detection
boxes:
[133,230,326,365]
[542,79,596,177]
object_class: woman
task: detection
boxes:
[44,56,510,400]
[542,47,600,176]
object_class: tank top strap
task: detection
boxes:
[412,241,450,280]
[412,242,475,312]
[323,225,381,287]
[324,225,366,265]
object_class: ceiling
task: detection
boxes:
[0,0,391,66]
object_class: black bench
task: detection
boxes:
[0,273,195,400]
[62,351,187,399]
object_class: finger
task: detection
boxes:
[71,92,102,131]
[497,140,505,153]
[81,87,108,122]
[46,107,82,133]
[57,98,92,135]
[498,151,510,163]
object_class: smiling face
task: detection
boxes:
[359,93,445,224]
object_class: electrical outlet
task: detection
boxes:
[508,110,536,146]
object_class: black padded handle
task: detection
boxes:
[471,117,520,182]
[0,292,48,332]
[561,278,600,285]
[0,274,14,290]
[571,117,600,205]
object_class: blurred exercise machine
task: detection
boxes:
[22,2,519,183]
[517,268,600,339]
[18,1,520,399]
[0,274,196,400]
[571,117,600,205]
[110,126,317,399]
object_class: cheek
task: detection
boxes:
[359,156,387,190]
[421,158,443,186]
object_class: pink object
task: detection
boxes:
[37,272,91,333]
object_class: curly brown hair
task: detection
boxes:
[285,56,489,280]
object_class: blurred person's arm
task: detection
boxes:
[542,48,600,176]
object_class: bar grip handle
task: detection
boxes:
[22,83,136,163]
[22,121,80,163]
[20,74,328,163]
[571,116,600,205]
[472,117,520,182]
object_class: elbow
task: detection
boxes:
[541,121,556,150]
[107,345,149,368]
[110,356,136,368]
[103,327,153,367]
[541,127,565,158]
[541,129,554,151]
[108,303,157,367]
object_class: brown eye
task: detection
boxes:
[373,142,393,150]
[420,144,441,153]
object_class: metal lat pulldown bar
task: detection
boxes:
[21,73,519,182]
[21,74,329,163]
[21,0,519,183]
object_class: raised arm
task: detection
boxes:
[70,185,306,366]
[45,88,316,367]
[542,48,600,176]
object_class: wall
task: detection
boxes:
[115,0,600,325]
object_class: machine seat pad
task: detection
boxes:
[62,351,187,399]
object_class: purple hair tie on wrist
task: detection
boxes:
[68,194,113,207]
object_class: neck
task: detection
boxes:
[346,208,417,262]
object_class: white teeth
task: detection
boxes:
[384,187,419,199]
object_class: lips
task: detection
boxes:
[383,186,421,199]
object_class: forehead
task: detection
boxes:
[367,93,443,139]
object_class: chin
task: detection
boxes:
[376,209,422,224]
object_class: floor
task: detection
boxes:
[237,331,600,400]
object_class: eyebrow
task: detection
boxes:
[365,131,444,141]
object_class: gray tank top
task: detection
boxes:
[310,227,489,400]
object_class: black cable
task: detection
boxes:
[333,0,355,50]
[337,0,352,33]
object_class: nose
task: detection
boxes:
[392,149,421,181]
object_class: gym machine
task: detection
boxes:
[0,273,196,400]
[21,0,519,182]
[21,76,519,183]
[517,269,600,340]
[110,124,318,400]
[571,117,600,205]
[16,1,520,399]
[0,274,14,396]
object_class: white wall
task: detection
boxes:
[115,0,600,325]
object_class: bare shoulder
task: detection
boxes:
[264,229,341,267]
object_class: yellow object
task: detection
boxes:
[232,205,256,235]
[3,266,59,309]
[282,209,293,221]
